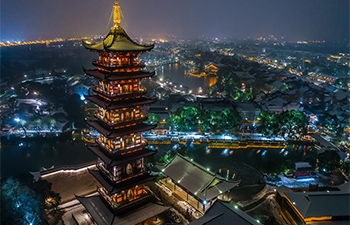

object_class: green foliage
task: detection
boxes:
[1,175,61,225]
[167,106,199,131]
[281,160,295,175]
[257,110,307,138]
[157,154,171,164]
[167,106,241,132]
[146,113,160,125]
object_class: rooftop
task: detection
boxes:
[190,200,260,225]
[83,25,154,52]
[157,154,239,201]
[277,186,350,219]
[77,195,169,225]
[86,120,156,138]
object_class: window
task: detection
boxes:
[126,164,133,175]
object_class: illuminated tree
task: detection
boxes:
[1,177,44,225]
[1,175,61,225]
[146,113,160,125]
[257,111,277,136]
[168,107,199,131]
[277,110,308,138]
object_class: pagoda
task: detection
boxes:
[76,1,168,224]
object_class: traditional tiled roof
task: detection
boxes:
[76,195,169,225]
[190,200,260,225]
[86,120,156,138]
[157,154,239,201]
[83,68,155,80]
[89,169,155,195]
[279,188,350,219]
[83,26,154,52]
[87,144,156,167]
[85,95,156,110]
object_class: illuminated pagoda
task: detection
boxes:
[76,1,169,224]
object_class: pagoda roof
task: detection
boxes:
[88,144,156,167]
[83,68,155,81]
[86,95,156,110]
[83,25,154,52]
[89,169,155,195]
[87,120,156,138]
[76,195,169,225]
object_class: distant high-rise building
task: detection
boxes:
[76,1,169,224]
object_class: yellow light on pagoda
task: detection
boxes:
[113,0,121,26]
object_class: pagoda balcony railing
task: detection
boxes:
[93,60,145,69]
[98,187,150,210]
[97,163,147,182]
[94,112,146,127]
[93,87,147,98]
[96,139,147,154]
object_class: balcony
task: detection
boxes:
[98,187,150,210]
[93,60,145,69]
[93,87,147,99]
[96,138,147,154]
[96,162,147,182]
[94,112,147,127]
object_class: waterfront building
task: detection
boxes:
[276,185,350,224]
[76,1,169,224]
[157,154,239,213]
[186,63,218,87]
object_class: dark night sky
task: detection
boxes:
[1,0,349,42]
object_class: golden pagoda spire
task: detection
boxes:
[113,0,121,27]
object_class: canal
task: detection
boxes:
[1,134,316,179]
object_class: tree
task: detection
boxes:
[62,94,85,128]
[1,175,61,225]
[277,110,308,138]
[281,160,295,175]
[146,113,160,125]
[257,111,277,136]
[219,108,241,132]
[2,177,44,225]
[318,150,340,173]
[167,107,199,131]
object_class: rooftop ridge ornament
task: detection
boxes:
[113,0,121,27]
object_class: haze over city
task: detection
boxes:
[1,0,349,41]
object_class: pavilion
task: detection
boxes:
[157,154,240,213]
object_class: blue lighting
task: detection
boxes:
[80,95,86,101]
[220,148,229,157]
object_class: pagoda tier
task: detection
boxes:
[87,121,155,138]
[90,169,154,195]
[87,144,156,166]
[86,95,155,110]
[94,103,148,126]
[83,68,155,81]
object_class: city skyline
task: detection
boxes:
[1,0,349,42]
